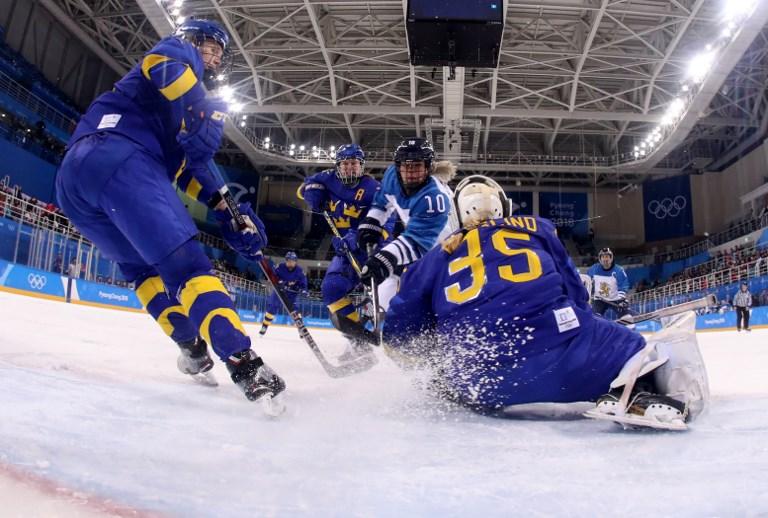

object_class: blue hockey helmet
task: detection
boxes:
[285,251,298,261]
[393,138,435,196]
[175,19,232,89]
[335,144,365,186]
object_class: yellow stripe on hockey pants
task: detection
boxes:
[179,275,250,359]
[135,275,197,343]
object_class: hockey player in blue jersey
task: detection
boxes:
[358,138,459,309]
[382,175,708,429]
[587,248,631,319]
[259,251,308,336]
[55,20,285,408]
[298,144,381,358]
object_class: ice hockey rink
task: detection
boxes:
[0,290,766,517]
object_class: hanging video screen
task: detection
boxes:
[408,0,504,23]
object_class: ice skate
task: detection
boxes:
[227,349,287,416]
[177,337,217,387]
[587,384,688,431]
[259,324,268,336]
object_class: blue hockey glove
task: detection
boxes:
[360,250,396,285]
[214,202,267,260]
[302,188,325,213]
[357,217,384,250]
[178,98,227,164]
[332,230,359,255]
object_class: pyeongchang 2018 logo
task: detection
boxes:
[27,273,48,290]
[647,196,687,220]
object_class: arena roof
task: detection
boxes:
[41,0,768,187]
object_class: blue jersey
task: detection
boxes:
[383,216,643,409]
[587,263,629,301]
[367,165,458,269]
[299,170,380,236]
[275,263,308,292]
[70,36,222,205]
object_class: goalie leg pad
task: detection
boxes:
[608,311,709,422]
[649,311,710,421]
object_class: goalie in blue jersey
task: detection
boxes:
[55,20,285,407]
[382,175,709,429]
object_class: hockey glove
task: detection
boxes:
[357,217,385,250]
[178,98,228,164]
[360,250,396,285]
[332,230,359,255]
[302,187,326,213]
[214,202,268,260]
[615,298,629,311]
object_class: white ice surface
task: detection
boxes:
[1,290,767,517]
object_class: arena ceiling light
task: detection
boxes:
[723,0,758,23]
[629,0,760,166]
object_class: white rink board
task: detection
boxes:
[1,290,767,517]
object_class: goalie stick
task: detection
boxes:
[209,162,375,378]
[630,294,716,324]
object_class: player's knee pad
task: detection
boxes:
[327,296,360,326]
[133,272,197,344]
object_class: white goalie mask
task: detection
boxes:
[454,175,511,227]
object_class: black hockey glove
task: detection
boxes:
[357,217,385,250]
[615,298,629,311]
[360,250,396,285]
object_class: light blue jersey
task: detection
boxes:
[367,164,459,269]
[587,263,629,302]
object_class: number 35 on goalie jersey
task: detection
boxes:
[384,216,591,346]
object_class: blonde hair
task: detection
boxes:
[432,160,457,184]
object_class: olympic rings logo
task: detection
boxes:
[27,273,47,290]
[647,196,687,219]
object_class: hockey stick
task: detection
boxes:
[630,294,716,324]
[366,243,383,345]
[256,256,375,378]
[209,162,375,378]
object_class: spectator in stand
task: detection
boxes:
[733,282,752,332]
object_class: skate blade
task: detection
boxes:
[260,393,286,417]
[189,371,219,387]
[583,409,687,431]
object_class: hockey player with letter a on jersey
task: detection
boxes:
[382,175,709,430]
[54,20,285,409]
[298,143,382,360]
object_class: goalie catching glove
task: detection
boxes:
[214,202,267,260]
